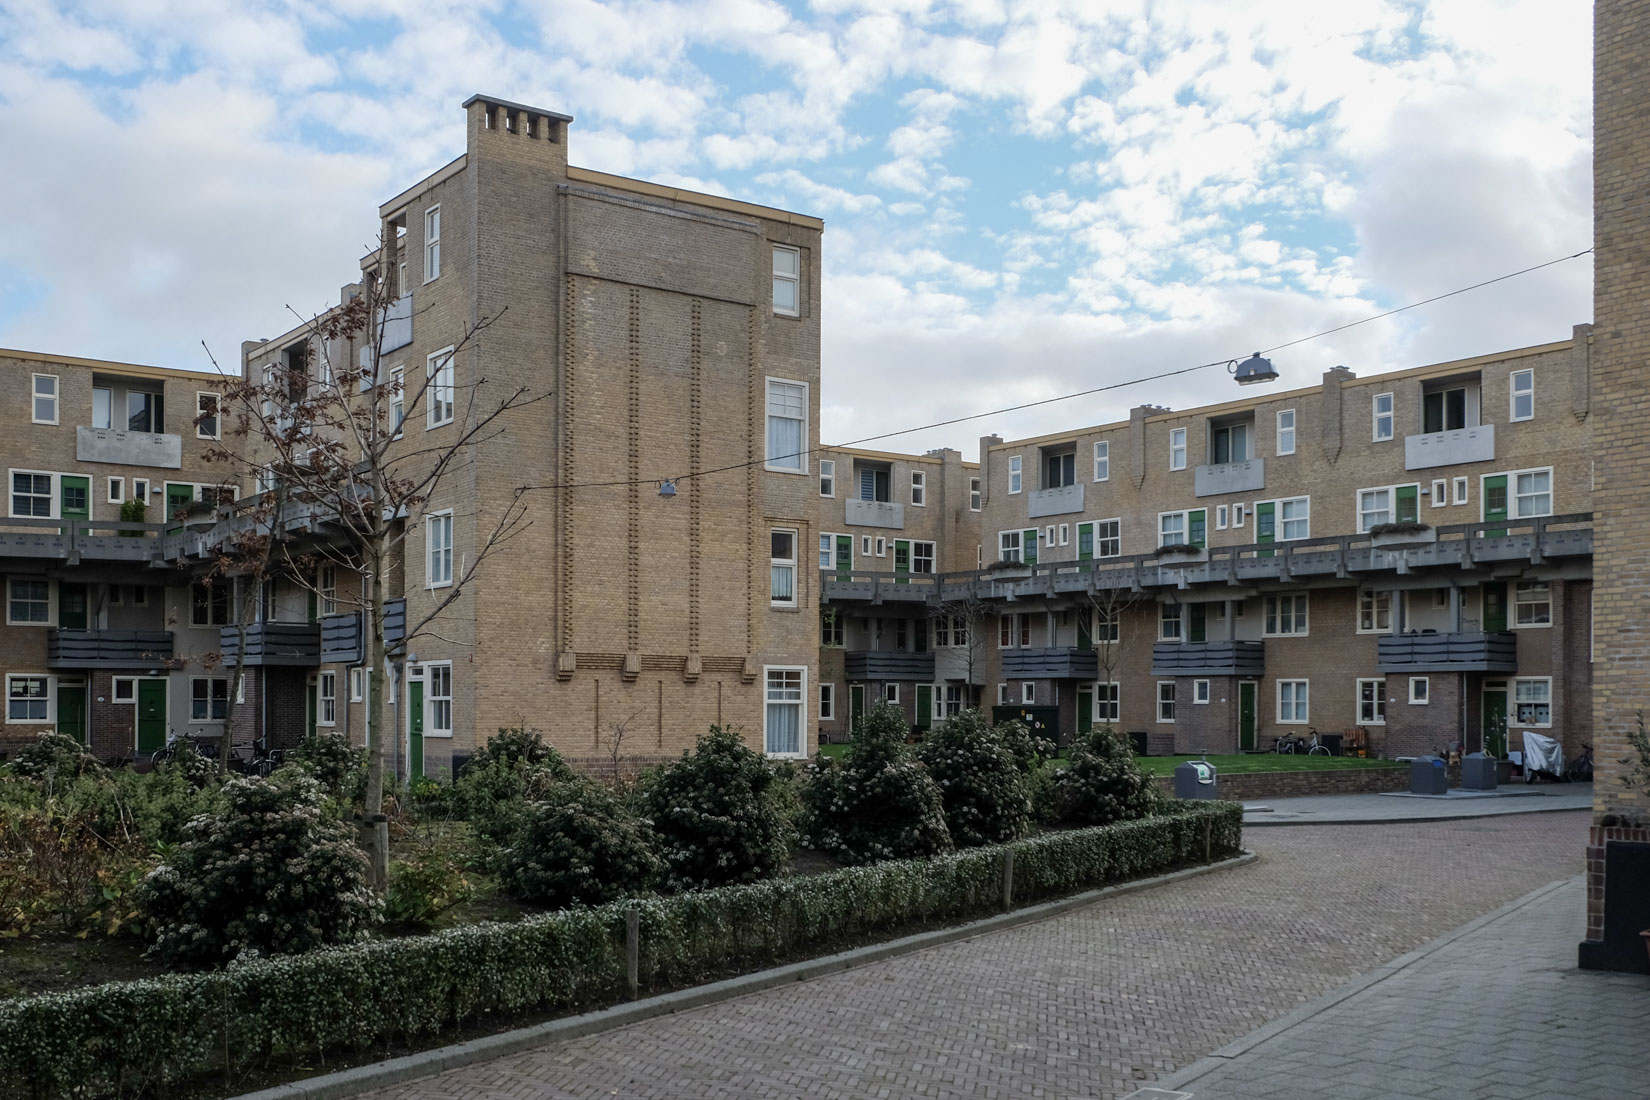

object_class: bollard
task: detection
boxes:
[625,908,640,1001]
[1001,849,1015,911]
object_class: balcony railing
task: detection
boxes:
[845,499,905,529]
[1377,631,1517,672]
[1405,423,1495,470]
[1151,640,1265,677]
[76,426,182,469]
[0,517,172,561]
[1027,483,1084,518]
[845,651,936,680]
[1195,458,1265,497]
[318,599,407,664]
[1002,647,1098,679]
[219,621,321,666]
[47,630,174,668]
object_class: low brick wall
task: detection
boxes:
[1154,765,1409,801]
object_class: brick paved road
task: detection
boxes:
[359,812,1590,1100]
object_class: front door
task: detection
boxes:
[1482,474,1509,538]
[915,684,932,730]
[834,534,853,580]
[849,684,866,732]
[57,681,87,745]
[60,475,90,533]
[1188,604,1207,643]
[1483,683,1509,758]
[1239,681,1258,751]
[58,582,88,631]
[136,679,166,755]
[1255,501,1275,558]
[408,677,425,780]
[1076,685,1094,736]
[893,540,910,584]
[1483,582,1509,633]
[164,483,195,534]
[305,674,318,738]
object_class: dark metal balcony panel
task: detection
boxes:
[219,621,322,666]
[1001,647,1099,679]
[1377,631,1517,672]
[844,651,937,680]
[1151,640,1265,677]
[820,572,936,605]
[384,598,406,649]
[320,612,363,663]
[47,630,174,668]
[0,518,71,559]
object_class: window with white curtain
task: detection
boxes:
[765,667,805,756]
[765,379,807,471]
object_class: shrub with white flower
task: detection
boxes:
[802,703,951,864]
[500,780,663,907]
[641,726,793,890]
[917,710,1031,847]
[1055,726,1158,826]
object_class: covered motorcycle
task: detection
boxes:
[1521,730,1564,782]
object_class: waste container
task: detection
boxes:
[1461,751,1497,790]
[1409,755,1448,795]
[1128,730,1149,756]
[1320,733,1344,757]
[1174,759,1218,800]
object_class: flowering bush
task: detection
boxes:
[994,719,1055,774]
[134,775,379,967]
[282,734,367,800]
[500,781,663,907]
[641,726,792,890]
[384,833,475,930]
[157,739,217,788]
[470,727,574,773]
[917,710,1031,847]
[8,732,102,783]
[802,704,951,864]
[1056,726,1158,825]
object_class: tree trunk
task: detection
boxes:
[361,533,391,891]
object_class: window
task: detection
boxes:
[1057,524,1069,546]
[1169,427,1187,470]
[1210,422,1249,464]
[426,511,454,588]
[1514,678,1551,726]
[855,464,890,502]
[317,672,337,726]
[127,389,163,433]
[1232,503,1246,528]
[107,477,124,505]
[1409,676,1429,705]
[771,244,800,316]
[8,579,49,625]
[1278,679,1309,723]
[822,609,844,648]
[191,677,230,721]
[1276,409,1296,456]
[1159,603,1182,641]
[1215,505,1228,530]
[11,471,52,518]
[1264,593,1309,636]
[1423,386,1468,433]
[318,566,337,615]
[1357,590,1392,633]
[426,348,455,428]
[1044,525,1055,545]
[1357,679,1386,724]
[113,678,135,702]
[350,667,366,702]
[1193,679,1211,705]
[999,530,1022,563]
[1094,519,1121,558]
[818,534,833,569]
[93,386,113,428]
[1514,469,1552,517]
[1043,449,1075,488]
[1510,369,1534,422]
[1021,682,1036,705]
[1157,681,1176,723]
[874,537,886,557]
[1093,440,1109,481]
[770,529,797,606]
[1279,497,1310,540]
[911,470,926,506]
[939,684,965,722]
[764,666,805,755]
[969,477,981,511]
[1431,588,1449,610]
[819,682,835,721]
[1008,455,1022,494]
[6,675,49,723]
[1159,509,1205,548]
[426,663,453,737]
[1373,392,1394,441]
[884,683,900,704]
[1093,607,1119,643]
[996,683,1009,706]
[998,613,1033,648]
[190,582,231,627]
[196,393,220,439]
[424,204,441,282]
[1514,581,1551,627]
[31,374,58,424]
[912,541,935,574]
[1358,488,1391,532]
[765,379,807,471]
[1454,477,1469,505]
[389,367,405,437]
[1431,479,1447,508]
[1094,682,1120,724]
[820,459,835,497]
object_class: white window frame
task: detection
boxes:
[969,476,981,511]
[820,459,835,498]
[1263,593,1309,637]
[6,673,52,724]
[912,540,935,574]
[771,244,801,317]
[1513,677,1551,727]
[874,536,886,557]
[1453,477,1469,505]
[1093,681,1120,724]
[1409,676,1429,705]
[190,676,231,722]
[884,683,900,705]
[426,347,455,428]
[1094,518,1121,558]
[1279,496,1310,541]
[1357,487,1393,533]
[106,477,124,505]
[31,374,59,425]
[998,530,1023,563]
[1511,467,1553,519]
[1277,679,1310,724]
[189,581,232,628]
[1093,440,1110,482]
[770,528,797,608]
[819,681,835,721]
[1509,369,1534,422]
[9,469,56,519]
[425,510,454,589]
[7,577,51,627]
[1044,525,1055,545]
[764,377,808,473]
[1357,678,1386,725]
[1276,409,1296,456]
[317,565,337,616]
[316,671,337,727]
[1373,392,1394,441]
[1021,682,1036,705]
[1057,523,1069,546]
[763,665,808,758]
[1008,455,1022,494]
[195,392,221,440]
[425,662,453,737]
[349,667,366,703]
[1513,581,1551,627]
[1169,427,1187,471]
[1215,505,1228,530]
[1159,602,1183,642]
[112,677,136,702]
[1159,511,1187,546]
[1193,679,1211,705]
[911,470,926,506]
[1232,502,1246,528]
[1357,590,1392,634]
[997,683,1009,706]
[423,204,441,283]
[1431,479,1447,508]
[389,366,405,438]
[1156,680,1176,723]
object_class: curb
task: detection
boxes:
[232,850,1257,1100]
[1149,875,1579,1093]
[1242,802,1594,826]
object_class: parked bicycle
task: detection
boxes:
[1567,741,1594,783]
[1275,728,1331,755]
[226,735,285,777]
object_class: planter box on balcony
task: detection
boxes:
[1369,524,1436,549]
[1156,545,1208,566]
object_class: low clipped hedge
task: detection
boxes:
[0,801,1242,1099]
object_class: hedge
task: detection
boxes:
[0,801,1241,1099]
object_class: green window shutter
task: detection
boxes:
[894,540,910,583]
[1022,528,1039,566]
[1482,475,1508,537]
[835,535,853,578]
[1396,485,1419,524]
[1255,501,1275,557]
[1077,521,1094,561]
[1189,509,1207,548]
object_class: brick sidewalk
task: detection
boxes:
[354,811,1590,1100]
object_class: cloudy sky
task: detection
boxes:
[0,0,1592,457]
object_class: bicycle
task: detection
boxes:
[1567,742,1594,783]
[227,735,285,777]
[1275,728,1330,755]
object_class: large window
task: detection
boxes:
[998,530,1022,563]
[1357,678,1386,725]
[934,614,968,647]
[127,389,163,433]
[426,348,455,428]
[196,393,220,440]
[11,471,52,518]
[191,677,230,721]
[1279,496,1310,540]
[6,675,49,722]
[424,205,441,282]
[765,379,807,472]
[771,245,800,316]
[1264,594,1309,636]
[1423,386,1468,433]
[1276,409,1296,456]
[1278,679,1309,723]
[1510,369,1534,422]
[317,566,337,616]
[1514,581,1551,627]
[1372,392,1394,441]
[190,582,231,627]
[1358,485,1419,531]
[426,511,454,588]
[8,579,49,625]
[1159,509,1205,548]
[1514,469,1552,518]
[998,613,1032,648]
[822,609,844,647]
[1159,603,1182,641]
[1043,449,1076,488]
[1093,607,1119,643]
[1156,681,1176,723]
[1514,678,1551,726]
[1210,422,1248,464]
[1357,590,1392,633]
[1094,681,1120,724]
[426,663,453,736]
[1093,440,1109,481]
[317,672,337,726]
[1169,427,1187,470]
[911,541,935,574]
[32,374,58,425]
[764,667,805,756]
[1008,455,1022,494]
[770,529,797,607]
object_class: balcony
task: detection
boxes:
[1002,646,1098,679]
[1027,483,1084,519]
[845,499,904,529]
[1405,423,1495,470]
[76,426,182,469]
[1151,640,1265,677]
[357,293,414,374]
[219,621,321,666]
[318,599,407,663]
[1377,631,1517,672]
[47,630,173,668]
[1195,458,1265,497]
[845,650,936,680]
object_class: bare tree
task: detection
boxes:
[1082,583,1145,732]
[600,707,646,789]
[929,587,993,715]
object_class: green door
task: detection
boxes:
[60,475,89,534]
[1483,685,1509,758]
[1483,582,1509,633]
[893,540,910,584]
[165,483,195,534]
[58,582,88,630]
[1482,474,1509,538]
[915,684,932,730]
[1256,502,1275,557]
[306,675,318,738]
[1188,509,1207,548]
[136,679,166,755]
[834,535,853,580]
[1396,485,1420,525]
[1238,682,1258,751]
[57,682,87,746]
[849,684,866,731]
[1022,528,1038,566]
[1076,686,1094,735]
[1077,612,1093,651]
[1077,522,1094,564]
[408,678,424,780]
[1188,604,1207,643]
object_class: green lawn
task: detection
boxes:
[817,742,1402,775]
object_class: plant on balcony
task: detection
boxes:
[1155,542,1201,556]
[917,710,1031,847]
[986,558,1032,574]
[802,703,951,864]
[1055,726,1158,826]
[1368,521,1432,538]
[499,779,663,907]
[117,498,147,537]
[641,726,793,889]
